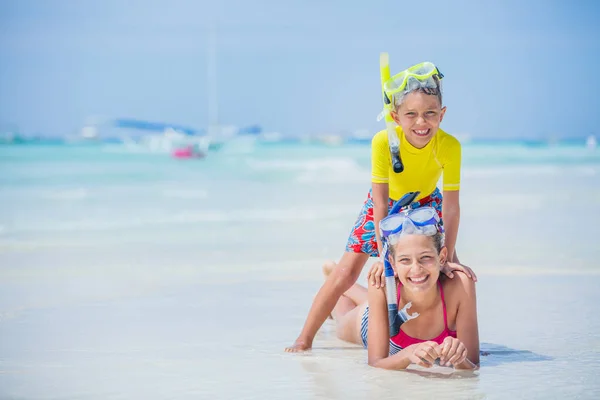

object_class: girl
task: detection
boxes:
[325,211,479,370]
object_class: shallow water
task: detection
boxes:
[1,272,599,399]
[1,143,600,399]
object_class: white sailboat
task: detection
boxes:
[586,134,597,149]
[205,24,239,150]
[204,23,269,152]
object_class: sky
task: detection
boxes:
[0,0,599,138]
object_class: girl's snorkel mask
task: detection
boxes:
[378,55,444,174]
[379,200,444,337]
[380,206,444,245]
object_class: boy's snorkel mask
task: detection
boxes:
[379,191,445,337]
[378,55,444,174]
[383,61,444,109]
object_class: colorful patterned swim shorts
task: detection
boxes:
[345,188,443,257]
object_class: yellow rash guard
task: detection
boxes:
[371,127,461,201]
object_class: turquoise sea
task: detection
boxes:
[1,140,599,399]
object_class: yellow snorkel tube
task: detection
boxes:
[379,53,404,173]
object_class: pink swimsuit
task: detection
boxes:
[390,281,457,350]
[360,280,457,354]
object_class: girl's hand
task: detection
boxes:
[407,341,441,368]
[441,262,477,282]
[437,336,468,367]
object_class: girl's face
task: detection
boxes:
[392,234,447,293]
[391,91,446,149]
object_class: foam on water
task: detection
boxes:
[161,188,209,199]
[41,188,89,200]
[0,206,362,239]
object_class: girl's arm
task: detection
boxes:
[372,183,389,254]
[367,283,439,370]
[366,282,411,369]
[452,273,480,369]
[442,190,460,263]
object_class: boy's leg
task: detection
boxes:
[317,261,369,346]
[339,280,368,306]
[322,261,368,320]
[285,251,369,352]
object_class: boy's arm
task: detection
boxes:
[441,135,462,263]
[442,190,460,263]
[371,132,391,255]
[440,139,476,280]
[441,190,477,280]
[372,183,389,254]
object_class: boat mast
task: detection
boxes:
[207,22,218,136]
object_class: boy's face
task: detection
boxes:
[391,91,446,149]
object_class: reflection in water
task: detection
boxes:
[293,334,555,399]
[297,333,486,400]
[480,342,553,367]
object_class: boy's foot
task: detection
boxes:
[286,260,338,353]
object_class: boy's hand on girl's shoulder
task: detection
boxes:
[367,261,397,288]
[441,262,477,282]
[367,261,386,288]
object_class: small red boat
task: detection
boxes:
[171,145,206,159]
